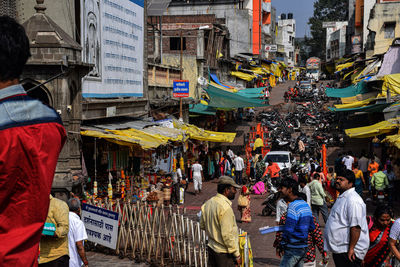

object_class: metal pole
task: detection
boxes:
[180,28,183,120]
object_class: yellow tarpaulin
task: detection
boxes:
[174,120,236,143]
[81,130,164,149]
[230,71,256,81]
[345,118,400,138]
[334,97,376,109]
[210,81,238,93]
[250,67,268,75]
[270,75,276,87]
[336,62,354,72]
[381,73,400,97]
[141,126,188,143]
[383,134,400,149]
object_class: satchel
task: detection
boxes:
[238,195,249,207]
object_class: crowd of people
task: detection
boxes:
[200,166,400,267]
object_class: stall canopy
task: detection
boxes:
[189,103,217,115]
[81,118,237,150]
[377,45,400,78]
[236,87,265,98]
[173,120,236,143]
[205,84,268,108]
[335,62,354,73]
[381,73,400,97]
[230,71,256,81]
[81,129,165,149]
[383,134,400,149]
[325,81,370,98]
[329,98,392,112]
[210,73,233,89]
[345,117,400,138]
[333,97,376,109]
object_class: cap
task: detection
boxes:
[218,176,241,189]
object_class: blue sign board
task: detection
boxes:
[173,80,189,97]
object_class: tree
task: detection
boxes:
[307,0,348,59]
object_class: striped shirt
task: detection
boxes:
[282,199,315,248]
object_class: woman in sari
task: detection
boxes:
[364,205,394,267]
[353,163,366,196]
[238,186,251,223]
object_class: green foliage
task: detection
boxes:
[307,0,348,59]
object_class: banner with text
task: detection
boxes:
[81,0,144,98]
[82,203,119,249]
[173,80,189,97]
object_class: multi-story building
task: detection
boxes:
[276,13,296,66]
[166,0,272,58]
[346,0,380,56]
[147,14,230,100]
[324,22,348,61]
[366,0,400,56]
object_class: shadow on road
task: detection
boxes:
[253,257,281,266]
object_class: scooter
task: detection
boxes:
[261,177,280,216]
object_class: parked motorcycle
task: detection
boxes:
[261,177,280,216]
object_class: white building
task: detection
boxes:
[324,21,348,61]
[277,14,296,66]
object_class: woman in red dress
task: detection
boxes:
[364,205,394,267]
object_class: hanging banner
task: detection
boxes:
[81,204,120,249]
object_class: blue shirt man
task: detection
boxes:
[279,179,315,267]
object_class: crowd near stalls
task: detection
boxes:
[79,119,236,206]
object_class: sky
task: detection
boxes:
[273,0,316,37]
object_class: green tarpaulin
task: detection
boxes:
[206,84,269,108]
[189,104,217,115]
[236,87,266,98]
[325,81,370,98]
[328,103,392,113]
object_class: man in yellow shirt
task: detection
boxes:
[200,176,241,267]
[253,134,264,154]
[39,195,69,266]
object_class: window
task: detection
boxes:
[384,22,395,39]
[170,37,186,50]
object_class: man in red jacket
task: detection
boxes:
[0,16,66,266]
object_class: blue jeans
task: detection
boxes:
[279,247,306,267]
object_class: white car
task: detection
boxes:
[263,151,296,170]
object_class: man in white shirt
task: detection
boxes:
[226,146,235,160]
[298,177,311,207]
[191,159,204,194]
[342,151,354,170]
[324,169,369,267]
[67,198,88,267]
[233,153,245,185]
[172,167,183,204]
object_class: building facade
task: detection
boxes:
[366,0,400,56]
[147,14,230,101]
[166,0,271,58]
[277,13,296,66]
[324,22,348,61]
